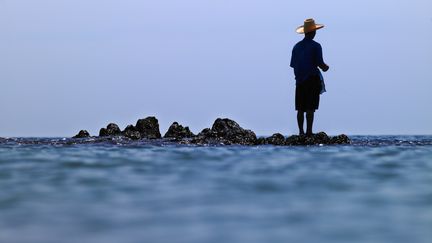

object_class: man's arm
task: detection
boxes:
[319,63,329,72]
[290,48,296,68]
[316,44,329,72]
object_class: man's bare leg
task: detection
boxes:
[297,111,305,135]
[306,110,314,136]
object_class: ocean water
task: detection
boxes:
[0,136,431,243]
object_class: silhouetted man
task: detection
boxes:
[290,18,329,136]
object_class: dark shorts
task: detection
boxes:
[295,75,322,111]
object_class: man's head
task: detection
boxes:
[305,31,316,39]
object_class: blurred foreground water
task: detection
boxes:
[0,136,431,243]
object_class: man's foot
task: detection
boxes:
[306,132,314,137]
[299,131,305,136]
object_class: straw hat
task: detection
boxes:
[296,18,324,34]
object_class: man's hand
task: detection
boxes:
[319,63,329,72]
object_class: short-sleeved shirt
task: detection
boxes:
[290,38,325,85]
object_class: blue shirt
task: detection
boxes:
[290,38,325,85]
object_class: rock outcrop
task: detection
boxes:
[135,117,161,139]
[73,130,90,138]
[99,123,121,137]
[164,122,195,139]
[285,132,347,145]
[330,134,350,144]
[190,118,257,145]
[266,133,286,145]
[122,125,141,140]
[74,116,350,146]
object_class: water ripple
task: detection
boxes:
[0,136,431,243]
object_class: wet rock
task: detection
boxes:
[73,130,90,138]
[164,122,195,139]
[197,128,217,138]
[75,115,350,145]
[135,116,161,139]
[330,134,351,144]
[211,118,257,145]
[125,130,141,140]
[314,132,331,144]
[122,125,141,140]
[304,135,319,145]
[188,128,218,145]
[286,132,350,145]
[266,133,286,145]
[99,123,122,137]
[99,128,108,136]
[256,137,268,145]
[285,134,313,145]
[107,123,121,134]
[285,135,303,145]
[123,125,136,133]
[190,118,257,145]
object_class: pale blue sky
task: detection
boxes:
[1,0,431,137]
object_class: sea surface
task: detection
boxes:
[0,136,431,243]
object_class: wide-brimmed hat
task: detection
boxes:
[296,18,324,34]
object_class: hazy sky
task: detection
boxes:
[1,0,431,137]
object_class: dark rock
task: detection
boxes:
[99,128,108,137]
[285,134,315,145]
[314,132,331,144]
[285,135,301,145]
[256,137,268,145]
[266,133,286,145]
[211,118,257,145]
[304,135,318,145]
[99,123,122,137]
[164,122,195,139]
[190,118,257,145]
[73,130,90,138]
[285,134,304,145]
[123,125,137,133]
[135,116,161,139]
[107,123,121,134]
[197,128,217,138]
[286,132,349,145]
[85,116,350,146]
[330,134,351,144]
[122,125,141,140]
[188,128,216,145]
[125,130,141,140]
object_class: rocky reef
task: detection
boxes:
[188,118,257,145]
[99,123,121,137]
[73,116,350,146]
[164,122,195,140]
[73,130,90,138]
[135,117,161,139]
[122,125,141,140]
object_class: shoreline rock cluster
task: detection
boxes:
[73,116,350,146]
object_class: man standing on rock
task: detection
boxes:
[290,18,329,136]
